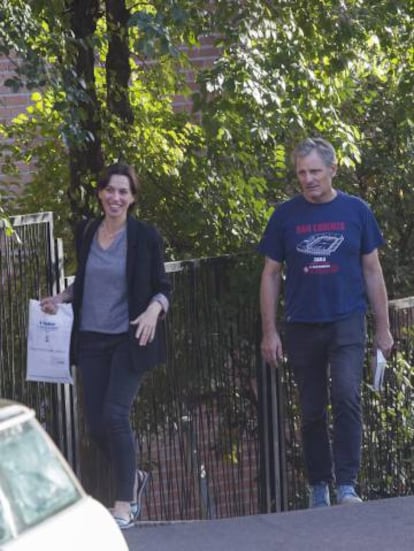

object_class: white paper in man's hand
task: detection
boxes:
[371,349,387,392]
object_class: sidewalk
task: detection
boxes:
[123,495,414,551]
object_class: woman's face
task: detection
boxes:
[98,174,135,220]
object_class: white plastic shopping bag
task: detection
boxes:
[26,299,73,384]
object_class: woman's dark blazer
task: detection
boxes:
[70,215,172,372]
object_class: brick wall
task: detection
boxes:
[0,56,36,187]
[0,35,220,178]
[0,38,220,117]
[139,400,260,520]
[172,35,220,112]
[0,56,33,123]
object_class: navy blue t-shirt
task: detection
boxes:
[258,191,384,322]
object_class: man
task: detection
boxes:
[259,137,393,508]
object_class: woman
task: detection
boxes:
[41,163,171,529]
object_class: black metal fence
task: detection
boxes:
[140,255,263,519]
[78,254,264,519]
[0,213,76,463]
[1,213,414,521]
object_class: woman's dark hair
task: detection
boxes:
[97,162,140,196]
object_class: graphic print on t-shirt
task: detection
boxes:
[297,233,344,255]
[257,192,385,321]
[296,222,345,275]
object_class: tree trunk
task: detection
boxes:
[66,0,104,225]
[105,0,133,125]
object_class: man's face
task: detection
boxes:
[295,150,337,204]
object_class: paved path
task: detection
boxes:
[123,495,414,551]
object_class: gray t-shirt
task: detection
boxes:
[80,228,129,333]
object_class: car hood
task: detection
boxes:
[2,495,128,551]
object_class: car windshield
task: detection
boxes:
[0,417,81,543]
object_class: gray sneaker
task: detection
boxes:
[336,485,362,505]
[309,482,330,508]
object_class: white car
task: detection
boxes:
[0,400,128,551]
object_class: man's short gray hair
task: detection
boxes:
[291,137,337,168]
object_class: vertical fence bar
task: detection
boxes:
[257,350,271,513]
[257,354,288,513]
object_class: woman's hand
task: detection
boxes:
[40,295,63,315]
[40,285,73,314]
[130,301,162,346]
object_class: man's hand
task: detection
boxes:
[375,327,394,358]
[261,330,284,368]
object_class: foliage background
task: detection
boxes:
[0,0,413,295]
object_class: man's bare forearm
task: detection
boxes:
[260,267,281,335]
